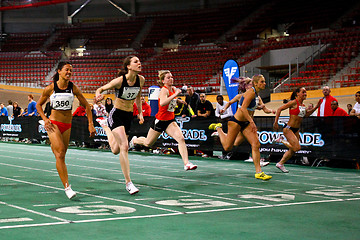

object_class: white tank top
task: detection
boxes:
[50,81,75,111]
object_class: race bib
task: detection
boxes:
[50,93,74,110]
[121,87,140,100]
[167,99,177,112]
[298,106,306,117]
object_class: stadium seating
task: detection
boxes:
[0,1,359,93]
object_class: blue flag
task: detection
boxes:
[222,59,239,115]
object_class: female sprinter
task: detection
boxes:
[217,77,275,167]
[36,61,96,199]
[95,55,144,195]
[273,87,320,173]
[130,70,197,171]
[209,75,272,180]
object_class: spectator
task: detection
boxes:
[26,94,37,116]
[307,103,317,116]
[6,100,13,117]
[0,103,8,116]
[73,103,86,116]
[317,86,337,117]
[331,101,349,116]
[347,104,352,115]
[20,108,28,117]
[185,85,200,117]
[349,91,360,119]
[215,95,233,122]
[133,96,151,118]
[174,97,190,117]
[105,97,113,114]
[197,93,214,118]
[93,99,107,117]
[12,102,23,117]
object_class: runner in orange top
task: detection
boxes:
[130,70,197,171]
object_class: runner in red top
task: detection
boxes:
[273,87,320,173]
[131,70,197,171]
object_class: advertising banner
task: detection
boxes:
[1,116,359,161]
[222,59,240,115]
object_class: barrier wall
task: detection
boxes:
[1,116,359,161]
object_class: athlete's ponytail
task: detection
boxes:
[290,87,301,100]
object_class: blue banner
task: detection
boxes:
[148,85,160,116]
[222,59,240,114]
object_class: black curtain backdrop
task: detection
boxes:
[1,116,359,161]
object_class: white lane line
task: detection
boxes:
[72,212,183,224]
[1,146,358,181]
[33,201,104,207]
[2,145,358,182]
[0,218,33,223]
[0,155,343,202]
[0,221,68,230]
[0,161,268,206]
[0,212,183,230]
[0,201,70,223]
[0,175,182,214]
[2,197,359,230]
[185,198,360,215]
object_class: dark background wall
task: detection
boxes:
[0,0,236,33]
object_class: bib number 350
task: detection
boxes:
[54,100,70,108]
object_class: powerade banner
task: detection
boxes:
[0,116,359,161]
[222,59,240,115]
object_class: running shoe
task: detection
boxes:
[255,172,272,180]
[126,182,139,195]
[64,185,77,199]
[96,117,108,127]
[129,136,137,150]
[184,162,197,171]
[260,160,270,167]
[272,135,284,144]
[211,131,219,137]
[208,123,222,131]
[276,163,289,173]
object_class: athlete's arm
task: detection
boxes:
[258,96,275,114]
[273,100,296,130]
[36,84,55,133]
[95,76,123,101]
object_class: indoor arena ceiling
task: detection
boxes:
[0,0,76,11]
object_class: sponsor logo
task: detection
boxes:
[95,126,107,137]
[159,117,207,141]
[224,67,237,85]
[0,116,22,132]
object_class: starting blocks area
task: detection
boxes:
[0,142,359,240]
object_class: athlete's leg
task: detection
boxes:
[111,126,132,184]
[278,129,301,165]
[102,125,120,154]
[165,122,189,165]
[234,132,246,146]
[242,126,262,173]
[133,128,161,147]
[48,126,71,188]
[217,121,241,151]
